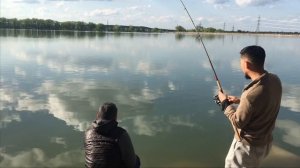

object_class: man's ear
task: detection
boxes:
[245,60,253,71]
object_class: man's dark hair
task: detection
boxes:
[240,45,266,69]
[96,102,118,121]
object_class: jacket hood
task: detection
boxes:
[92,119,118,135]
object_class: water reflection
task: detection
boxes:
[175,33,185,41]
[1,30,300,167]
[281,84,300,113]
[129,114,200,136]
[0,148,83,167]
[263,145,300,167]
[276,119,300,147]
[0,78,164,131]
[0,29,167,39]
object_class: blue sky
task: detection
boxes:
[1,0,300,32]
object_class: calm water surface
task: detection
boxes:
[1,29,300,167]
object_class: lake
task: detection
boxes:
[1,29,300,167]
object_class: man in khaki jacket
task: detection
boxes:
[218,45,282,167]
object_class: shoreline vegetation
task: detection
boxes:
[1,17,299,36]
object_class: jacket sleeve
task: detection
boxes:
[118,131,137,168]
[224,92,254,129]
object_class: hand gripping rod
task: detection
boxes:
[179,0,223,93]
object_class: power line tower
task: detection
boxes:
[223,22,226,31]
[255,16,260,32]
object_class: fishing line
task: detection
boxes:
[179,0,242,141]
[179,0,223,93]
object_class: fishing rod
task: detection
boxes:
[179,0,242,141]
[179,0,223,93]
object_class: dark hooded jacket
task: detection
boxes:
[84,120,138,168]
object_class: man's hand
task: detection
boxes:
[227,96,240,104]
[218,91,233,111]
[218,91,240,104]
[218,91,227,102]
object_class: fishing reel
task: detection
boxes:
[213,95,221,105]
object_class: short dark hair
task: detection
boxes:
[240,45,265,69]
[96,102,118,121]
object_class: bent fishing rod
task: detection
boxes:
[179,0,242,141]
[179,0,223,93]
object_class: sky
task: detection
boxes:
[1,0,300,32]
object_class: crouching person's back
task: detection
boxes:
[85,102,140,168]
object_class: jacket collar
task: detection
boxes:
[92,119,118,134]
[244,71,268,91]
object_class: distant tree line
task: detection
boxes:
[175,25,224,33]
[1,18,298,35]
[175,24,300,35]
[0,17,173,33]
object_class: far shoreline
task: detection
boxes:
[175,31,300,37]
[1,28,300,37]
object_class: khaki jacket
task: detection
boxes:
[225,71,282,146]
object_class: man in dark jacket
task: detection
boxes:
[84,102,140,168]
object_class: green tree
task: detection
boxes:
[96,23,105,32]
[75,22,85,31]
[152,28,159,32]
[175,25,186,32]
[205,27,217,32]
[61,21,76,30]
[113,25,120,32]
[128,25,134,32]
[86,22,96,31]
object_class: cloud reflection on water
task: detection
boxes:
[0,77,168,131]
[130,114,200,136]
[0,148,83,167]
[1,32,300,167]
[276,119,300,147]
[281,84,300,113]
[1,35,180,132]
[0,144,299,168]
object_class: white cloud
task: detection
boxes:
[276,120,300,147]
[86,8,120,17]
[0,87,47,112]
[281,84,300,113]
[230,59,241,72]
[0,75,159,133]
[236,16,252,22]
[196,17,205,22]
[13,0,40,3]
[168,81,176,91]
[208,109,217,116]
[83,5,152,23]
[14,67,26,77]
[156,15,175,23]
[16,92,47,112]
[130,84,162,103]
[36,7,48,17]
[263,145,300,167]
[235,0,280,7]
[0,113,21,128]
[55,1,64,8]
[136,61,168,76]
[50,137,67,147]
[132,114,200,136]
[0,148,46,167]
[0,148,83,167]
[206,0,229,4]
[133,115,165,136]
[47,93,90,131]
[169,116,196,127]
[0,79,93,131]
